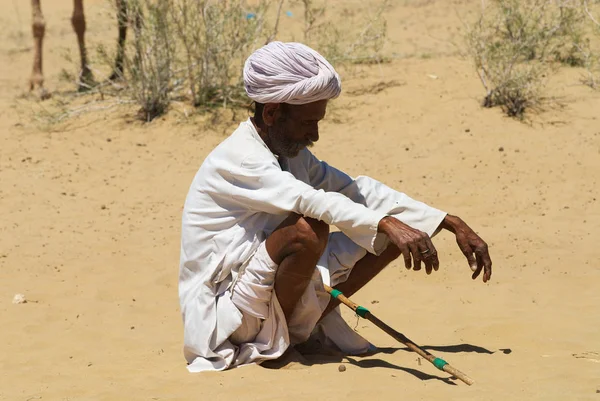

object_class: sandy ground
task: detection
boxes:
[1,0,600,400]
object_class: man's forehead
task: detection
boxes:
[286,100,328,119]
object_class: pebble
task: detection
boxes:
[12,294,26,304]
[338,364,346,372]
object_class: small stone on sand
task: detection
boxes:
[338,364,346,372]
[12,294,26,304]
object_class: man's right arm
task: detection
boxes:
[226,151,445,270]
[223,153,387,254]
[302,150,491,282]
[302,149,447,238]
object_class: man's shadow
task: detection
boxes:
[262,342,512,386]
[385,343,512,355]
[344,356,459,385]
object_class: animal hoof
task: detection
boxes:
[37,87,51,100]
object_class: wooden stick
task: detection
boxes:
[324,284,475,386]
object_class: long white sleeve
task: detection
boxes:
[221,153,387,254]
[301,149,447,237]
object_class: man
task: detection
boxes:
[179,41,492,372]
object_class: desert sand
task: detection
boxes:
[1,0,599,400]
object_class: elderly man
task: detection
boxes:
[179,41,492,372]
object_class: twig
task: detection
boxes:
[573,42,598,89]
[325,285,475,386]
[342,0,389,60]
[54,99,134,122]
[266,0,284,44]
[584,0,600,27]
[477,67,492,95]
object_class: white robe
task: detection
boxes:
[179,119,446,372]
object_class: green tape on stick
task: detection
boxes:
[330,289,342,299]
[433,357,448,371]
[356,306,370,318]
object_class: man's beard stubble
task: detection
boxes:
[267,125,313,158]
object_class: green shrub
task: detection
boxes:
[465,0,593,118]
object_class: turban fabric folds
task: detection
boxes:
[243,41,341,105]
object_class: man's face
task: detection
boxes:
[264,100,328,158]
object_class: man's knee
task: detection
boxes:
[293,216,329,255]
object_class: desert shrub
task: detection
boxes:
[90,0,277,121]
[465,0,593,118]
[550,2,590,66]
[126,0,175,121]
[294,0,390,65]
[169,0,274,108]
[90,0,390,121]
[581,0,600,88]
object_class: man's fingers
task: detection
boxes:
[472,253,484,280]
[424,258,433,274]
[458,240,477,272]
[432,252,440,271]
[409,243,422,271]
[417,239,433,274]
[479,245,492,282]
[423,236,439,272]
[422,247,433,274]
[400,245,412,269]
[484,258,492,282]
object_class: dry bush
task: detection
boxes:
[465,0,594,118]
[295,0,390,66]
[169,0,274,108]
[86,0,390,121]
[128,0,175,121]
[88,0,277,121]
[581,0,600,88]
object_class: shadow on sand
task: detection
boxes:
[383,343,512,355]
[261,342,512,385]
[344,356,459,385]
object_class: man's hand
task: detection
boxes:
[440,214,492,282]
[378,216,439,274]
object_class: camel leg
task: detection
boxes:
[30,0,50,99]
[72,0,95,91]
[109,0,128,80]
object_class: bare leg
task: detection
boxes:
[30,0,49,99]
[267,214,329,321]
[109,0,128,80]
[320,244,402,319]
[72,0,94,90]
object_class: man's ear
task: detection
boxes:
[262,103,280,126]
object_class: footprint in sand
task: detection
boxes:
[572,351,600,363]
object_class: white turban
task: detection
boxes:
[243,41,341,105]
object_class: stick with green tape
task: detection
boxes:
[325,284,475,386]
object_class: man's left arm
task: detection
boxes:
[303,150,445,236]
[304,150,492,282]
[438,214,492,282]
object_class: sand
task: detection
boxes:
[1,1,599,400]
